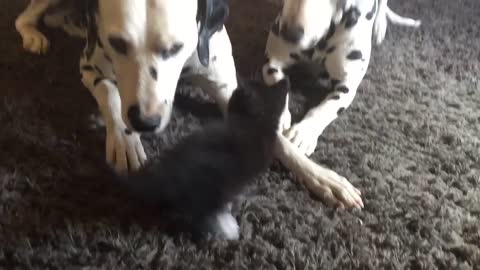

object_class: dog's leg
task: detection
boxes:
[80,51,147,173]
[275,134,363,209]
[261,32,363,209]
[284,29,371,156]
[15,0,59,54]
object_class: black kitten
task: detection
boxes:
[114,77,290,240]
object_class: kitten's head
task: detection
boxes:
[227,77,290,129]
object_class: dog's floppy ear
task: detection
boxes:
[197,0,230,67]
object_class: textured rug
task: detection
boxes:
[1,0,479,269]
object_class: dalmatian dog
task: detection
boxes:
[15,0,238,173]
[262,0,421,156]
[15,0,368,208]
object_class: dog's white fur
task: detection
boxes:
[264,0,420,155]
[16,0,238,173]
[260,0,420,208]
[16,0,369,208]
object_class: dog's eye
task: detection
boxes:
[155,42,184,59]
[108,36,129,55]
[170,43,183,56]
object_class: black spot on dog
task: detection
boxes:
[337,107,345,115]
[337,86,349,94]
[170,43,184,57]
[104,53,112,62]
[93,77,105,87]
[125,129,133,135]
[267,68,278,75]
[181,66,192,74]
[318,72,330,79]
[81,65,94,72]
[325,21,336,40]
[326,46,336,54]
[97,36,103,49]
[347,50,363,60]
[108,36,128,55]
[316,39,328,50]
[342,7,361,29]
[366,0,377,20]
[94,65,104,75]
[290,53,301,61]
[331,79,341,88]
[149,67,158,81]
[331,95,340,100]
[271,21,280,36]
[211,56,217,62]
[302,48,315,59]
[157,42,184,60]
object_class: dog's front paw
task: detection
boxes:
[106,126,147,173]
[284,120,321,156]
[18,27,49,54]
[301,166,364,210]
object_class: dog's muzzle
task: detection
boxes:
[127,104,162,132]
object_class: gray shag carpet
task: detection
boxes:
[1,0,479,269]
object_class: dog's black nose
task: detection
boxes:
[127,105,161,132]
[280,24,304,43]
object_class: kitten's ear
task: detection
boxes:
[197,0,230,67]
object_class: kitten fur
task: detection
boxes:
[113,77,290,240]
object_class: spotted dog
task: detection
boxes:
[262,0,421,156]
[16,0,370,209]
[15,0,237,172]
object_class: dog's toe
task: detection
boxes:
[21,28,49,54]
[285,122,319,156]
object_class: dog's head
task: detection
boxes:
[227,77,290,130]
[91,0,228,133]
[278,0,342,48]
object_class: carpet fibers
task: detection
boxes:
[1,0,479,269]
